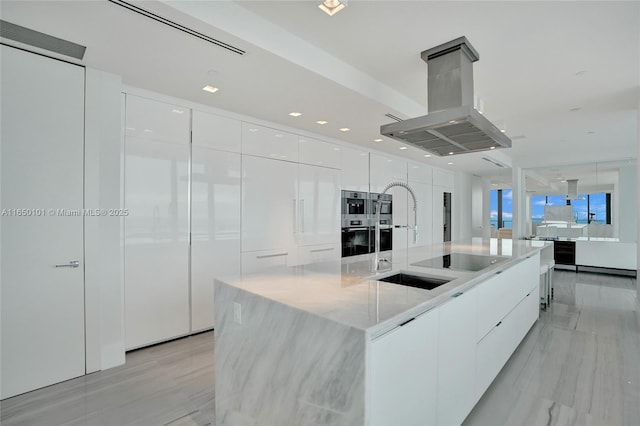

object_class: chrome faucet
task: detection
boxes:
[373,181,418,272]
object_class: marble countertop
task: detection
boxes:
[217,238,551,338]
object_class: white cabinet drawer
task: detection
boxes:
[515,284,539,342]
[299,136,341,169]
[241,122,298,161]
[192,110,241,153]
[241,249,297,275]
[297,244,339,265]
[476,255,538,340]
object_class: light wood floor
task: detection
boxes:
[1,270,638,426]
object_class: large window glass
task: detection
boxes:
[531,193,610,224]
[490,189,513,229]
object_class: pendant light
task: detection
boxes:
[318,0,347,16]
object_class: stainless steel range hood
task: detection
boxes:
[381,37,512,156]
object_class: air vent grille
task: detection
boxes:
[482,157,506,168]
[384,113,403,122]
[108,0,245,55]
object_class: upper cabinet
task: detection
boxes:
[125,95,189,144]
[299,136,342,169]
[241,122,299,162]
[192,110,241,153]
[340,147,369,192]
[369,153,407,193]
[433,168,454,189]
[408,162,433,185]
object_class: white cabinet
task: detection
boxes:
[433,168,454,188]
[192,110,241,153]
[369,153,407,192]
[191,147,241,331]
[241,155,298,255]
[408,180,433,247]
[437,288,478,426]
[369,308,439,426]
[297,243,340,265]
[299,136,341,169]
[341,146,369,191]
[408,161,433,185]
[124,95,191,349]
[298,164,341,246]
[241,155,340,273]
[241,122,298,161]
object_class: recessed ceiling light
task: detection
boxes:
[202,85,219,94]
[172,109,185,114]
[500,129,506,133]
[560,180,567,183]
[490,146,496,150]
[448,152,454,155]
[339,128,350,132]
[399,146,408,150]
[373,138,383,142]
[318,0,347,16]
[316,120,328,125]
[449,120,456,124]
[288,112,302,117]
[424,154,431,158]
[447,162,454,165]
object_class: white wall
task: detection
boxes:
[618,166,637,244]
[453,171,473,241]
[84,69,125,371]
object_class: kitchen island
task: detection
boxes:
[214,238,550,426]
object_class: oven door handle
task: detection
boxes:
[343,227,369,231]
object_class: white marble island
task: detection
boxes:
[214,238,549,426]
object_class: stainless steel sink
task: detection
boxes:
[369,271,452,290]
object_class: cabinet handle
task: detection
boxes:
[399,317,416,327]
[299,199,305,233]
[496,321,502,327]
[311,247,334,253]
[55,260,80,268]
[495,271,503,275]
[293,199,297,235]
[451,292,464,298]
[257,252,288,259]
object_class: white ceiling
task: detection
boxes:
[1,0,638,186]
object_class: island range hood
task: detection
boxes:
[381,37,512,156]
[562,179,585,201]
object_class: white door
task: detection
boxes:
[297,164,340,246]
[1,46,86,399]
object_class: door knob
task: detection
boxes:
[55,260,80,268]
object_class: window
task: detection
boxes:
[531,193,611,224]
[490,189,513,229]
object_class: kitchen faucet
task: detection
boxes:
[373,181,418,272]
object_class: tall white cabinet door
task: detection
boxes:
[1,45,86,399]
[241,156,298,255]
[437,288,478,426]
[297,164,341,246]
[369,309,439,426]
[299,136,341,169]
[124,96,190,349]
[241,122,298,162]
[191,147,241,331]
[408,181,433,247]
[192,110,241,153]
[341,147,369,191]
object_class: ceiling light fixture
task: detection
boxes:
[202,85,219,94]
[316,120,328,125]
[318,0,347,16]
[288,112,302,117]
[424,154,431,158]
[490,146,496,150]
[373,138,383,142]
[399,146,408,150]
[339,128,350,132]
[447,162,454,165]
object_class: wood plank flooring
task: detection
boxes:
[1,270,638,426]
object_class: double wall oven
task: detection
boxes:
[341,190,392,258]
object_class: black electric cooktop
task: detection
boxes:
[411,252,505,272]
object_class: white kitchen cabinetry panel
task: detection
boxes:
[241,122,298,162]
[437,288,478,426]
[124,137,190,349]
[299,136,341,169]
[432,186,448,244]
[297,243,340,265]
[341,146,369,192]
[241,155,298,253]
[241,249,295,275]
[369,308,439,426]
[191,147,241,331]
[192,110,241,153]
[476,254,538,340]
[408,162,433,185]
[408,181,433,247]
[433,168,454,189]
[298,164,341,246]
[517,284,540,340]
[125,95,189,144]
[369,153,407,193]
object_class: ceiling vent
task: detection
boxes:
[108,0,245,55]
[381,37,512,156]
[384,113,404,122]
[0,20,86,60]
[481,157,506,168]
